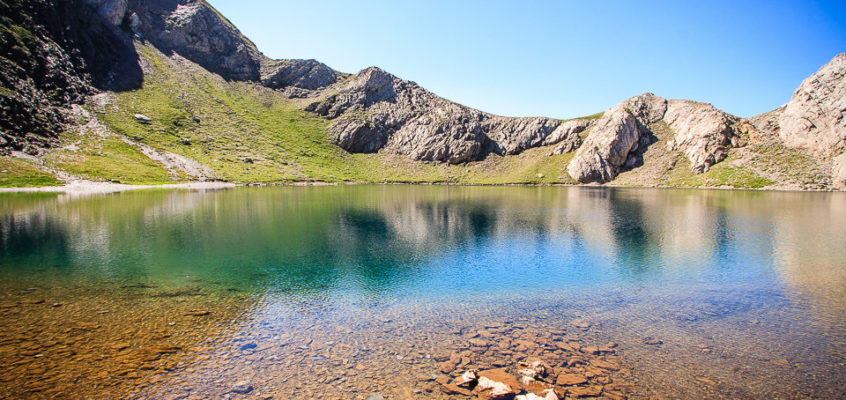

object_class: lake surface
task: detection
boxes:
[0,185,844,399]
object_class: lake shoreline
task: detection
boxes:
[0,180,840,195]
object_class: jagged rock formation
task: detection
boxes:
[261,59,339,90]
[83,0,129,26]
[752,54,845,171]
[127,0,262,82]
[305,67,579,163]
[566,94,742,183]
[663,100,738,173]
[546,119,593,155]
[125,0,340,91]
[566,97,655,183]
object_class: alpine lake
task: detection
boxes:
[0,185,844,399]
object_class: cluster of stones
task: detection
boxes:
[425,325,632,399]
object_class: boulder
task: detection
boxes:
[230,381,253,394]
[515,390,558,400]
[452,370,478,388]
[475,368,521,400]
[566,103,643,183]
[566,93,667,183]
[555,373,587,386]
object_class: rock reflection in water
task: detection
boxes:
[0,186,844,399]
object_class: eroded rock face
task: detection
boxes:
[127,0,262,82]
[773,53,846,159]
[545,119,593,155]
[664,100,737,173]
[83,0,128,25]
[261,59,338,90]
[0,0,141,153]
[566,94,665,183]
[306,67,568,163]
[833,153,846,188]
[567,93,747,182]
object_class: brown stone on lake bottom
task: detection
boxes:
[555,373,588,386]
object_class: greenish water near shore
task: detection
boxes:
[0,186,844,399]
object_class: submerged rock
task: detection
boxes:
[476,368,521,400]
[231,381,253,394]
[555,373,587,386]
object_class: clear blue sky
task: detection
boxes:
[209,0,845,119]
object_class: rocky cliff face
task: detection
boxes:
[754,54,845,159]
[566,94,742,183]
[305,67,581,164]
[125,0,340,90]
[0,0,141,155]
[126,0,261,82]
[663,100,738,173]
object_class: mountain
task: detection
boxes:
[0,0,843,190]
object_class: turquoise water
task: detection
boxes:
[0,186,844,399]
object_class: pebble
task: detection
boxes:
[231,381,253,394]
[555,373,588,386]
[239,342,257,351]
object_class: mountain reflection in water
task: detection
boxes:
[0,186,843,399]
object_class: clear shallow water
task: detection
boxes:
[0,186,844,399]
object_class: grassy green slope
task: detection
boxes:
[43,134,176,185]
[0,157,60,187]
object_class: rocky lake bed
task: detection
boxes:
[0,186,844,399]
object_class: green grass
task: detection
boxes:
[450,148,577,185]
[564,112,603,122]
[661,156,775,189]
[100,45,363,183]
[44,135,174,184]
[746,142,829,186]
[0,157,61,187]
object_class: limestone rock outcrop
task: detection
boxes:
[664,100,738,173]
[545,119,593,155]
[261,59,339,90]
[833,153,846,188]
[566,94,666,183]
[567,93,745,183]
[755,54,845,159]
[126,1,339,92]
[127,0,263,82]
[306,67,573,163]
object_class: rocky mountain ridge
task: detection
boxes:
[1,0,844,189]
